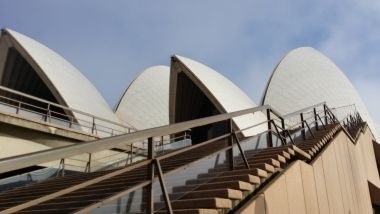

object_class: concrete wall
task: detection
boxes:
[239,126,380,214]
[0,121,131,172]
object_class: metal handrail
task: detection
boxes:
[0,85,135,135]
[283,102,326,118]
[0,102,331,174]
[0,105,267,173]
[0,102,345,214]
[84,106,341,213]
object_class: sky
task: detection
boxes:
[1,1,380,130]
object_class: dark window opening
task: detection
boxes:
[174,72,227,144]
[0,47,68,120]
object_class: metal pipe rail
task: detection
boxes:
[0,102,344,214]
[0,85,135,136]
[0,102,333,175]
[0,105,269,174]
[81,103,340,213]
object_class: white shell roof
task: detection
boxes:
[262,47,378,139]
[115,66,170,130]
[173,55,267,137]
[2,29,127,130]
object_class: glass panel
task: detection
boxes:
[88,188,147,214]
[18,109,45,121]
[0,163,62,192]
[0,102,17,114]
[154,145,229,211]
[238,132,268,154]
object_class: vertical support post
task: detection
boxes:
[301,113,306,140]
[58,158,65,177]
[46,104,51,122]
[129,143,134,165]
[91,117,96,134]
[324,105,328,125]
[147,137,154,214]
[227,119,234,171]
[69,117,73,128]
[161,136,164,151]
[16,102,21,114]
[86,153,92,173]
[267,109,273,148]
[313,108,319,131]
[281,117,285,130]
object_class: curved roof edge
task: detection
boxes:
[171,55,267,137]
[259,47,307,105]
[115,65,170,130]
[0,28,130,130]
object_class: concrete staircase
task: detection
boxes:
[149,124,341,214]
[0,124,343,214]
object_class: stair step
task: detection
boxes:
[169,198,233,209]
[172,181,253,193]
[242,158,281,168]
[155,209,220,214]
[233,163,276,172]
[198,168,268,179]
[186,174,260,186]
[168,189,243,200]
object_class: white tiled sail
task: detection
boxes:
[115,66,170,130]
[262,47,378,140]
[0,28,129,132]
[173,55,267,137]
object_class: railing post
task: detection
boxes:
[300,113,306,140]
[324,105,329,125]
[129,143,134,165]
[85,153,92,173]
[147,137,154,213]
[58,158,65,177]
[227,119,234,170]
[69,117,73,128]
[16,102,21,114]
[313,108,319,131]
[91,117,96,134]
[267,109,273,147]
[281,117,285,130]
[46,103,51,122]
[161,136,164,151]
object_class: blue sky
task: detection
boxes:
[1,1,380,128]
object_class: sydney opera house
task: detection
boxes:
[0,28,379,214]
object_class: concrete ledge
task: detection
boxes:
[0,111,98,142]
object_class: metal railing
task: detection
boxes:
[330,104,364,139]
[0,85,135,137]
[0,101,348,213]
[0,132,191,192]
[83,102,341,213]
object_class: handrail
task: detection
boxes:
[0,85,135,134]
[0,101,349,213]
[0,105,268,174]
[282,102,326,118]
[0,102,330,174]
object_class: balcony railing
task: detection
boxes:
[0,85,135,137]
